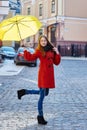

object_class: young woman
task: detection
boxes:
[17,35,61,125]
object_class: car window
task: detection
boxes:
[2,47,15,52]
[18,48,24,53]
[17,47,35,54]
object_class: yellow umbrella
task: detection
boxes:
[0,29,5,40]
[0,15,42,41]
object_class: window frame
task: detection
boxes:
[27,7,31,15]
[39,3,43,16]
[51,0,55,13]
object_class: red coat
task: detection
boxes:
[24,49,61,89]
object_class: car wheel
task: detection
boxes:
[16,62,19,65]
[14,61,18,65]
[34,62,37,67]
[14,60,16,64]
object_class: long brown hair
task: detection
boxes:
[37,35,53,56]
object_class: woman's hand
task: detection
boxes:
[53,47,59,54]
[23,47,28,51]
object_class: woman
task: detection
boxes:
[17,35,61,125]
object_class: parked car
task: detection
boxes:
[0,46,16,59]
[0,54,3,63]
[14,47,37,66]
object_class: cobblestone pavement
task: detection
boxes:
[0,58,87,130]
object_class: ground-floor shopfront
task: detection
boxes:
[46,22,87,57]
[57,41,87,57]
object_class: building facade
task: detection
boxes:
[1,0,85,56]
[0,0,9,21]
[21,0,87,57]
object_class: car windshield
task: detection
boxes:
[2,47,15,52]
[18,47,35,53]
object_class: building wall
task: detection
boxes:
[64,0,87,18]
[0,0,9,20]
[64,18,87,41]
[21,1,32,15]
[62,0,87,41]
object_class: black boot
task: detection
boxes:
[37,115,47,125]
[17,89,25,100]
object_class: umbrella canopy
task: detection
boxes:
[0,15,42,41]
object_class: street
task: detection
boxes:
[0,58,87,130]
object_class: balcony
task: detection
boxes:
[0,6,9,15]
[0,0,9,21]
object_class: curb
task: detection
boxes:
[61,56,87,61]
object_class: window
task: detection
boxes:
[26,37,30,42]
[51,0,55,13]
[51,27,56,43]
[39,29,43,35]
[39,4,43,16]
[27,7,31,15]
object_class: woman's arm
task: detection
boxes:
[53,54,61,65]
[24,49,40,61]
[53,47,61,65]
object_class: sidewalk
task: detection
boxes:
[0,58,87,130]
[62,56,87,60]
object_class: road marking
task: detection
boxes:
[62,57,87,60]
[20,78,37,84]
[0,62,24,76]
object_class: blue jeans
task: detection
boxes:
[25,88,49,116]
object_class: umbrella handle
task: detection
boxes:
[50,42,55,47]
[21,39,26,47]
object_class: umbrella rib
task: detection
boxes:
[1,23,15,30]
[16,23,22,40]
[19,22,39,33]
[1,23,22,40]
[1,23,16,36]
[15,18,37,39]
[0,19,36,28]
[1,21,16,28]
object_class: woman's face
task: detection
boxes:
[40,37,47,47]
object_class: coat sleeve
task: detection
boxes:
[53,53,61,65]
[24,49,40,61]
